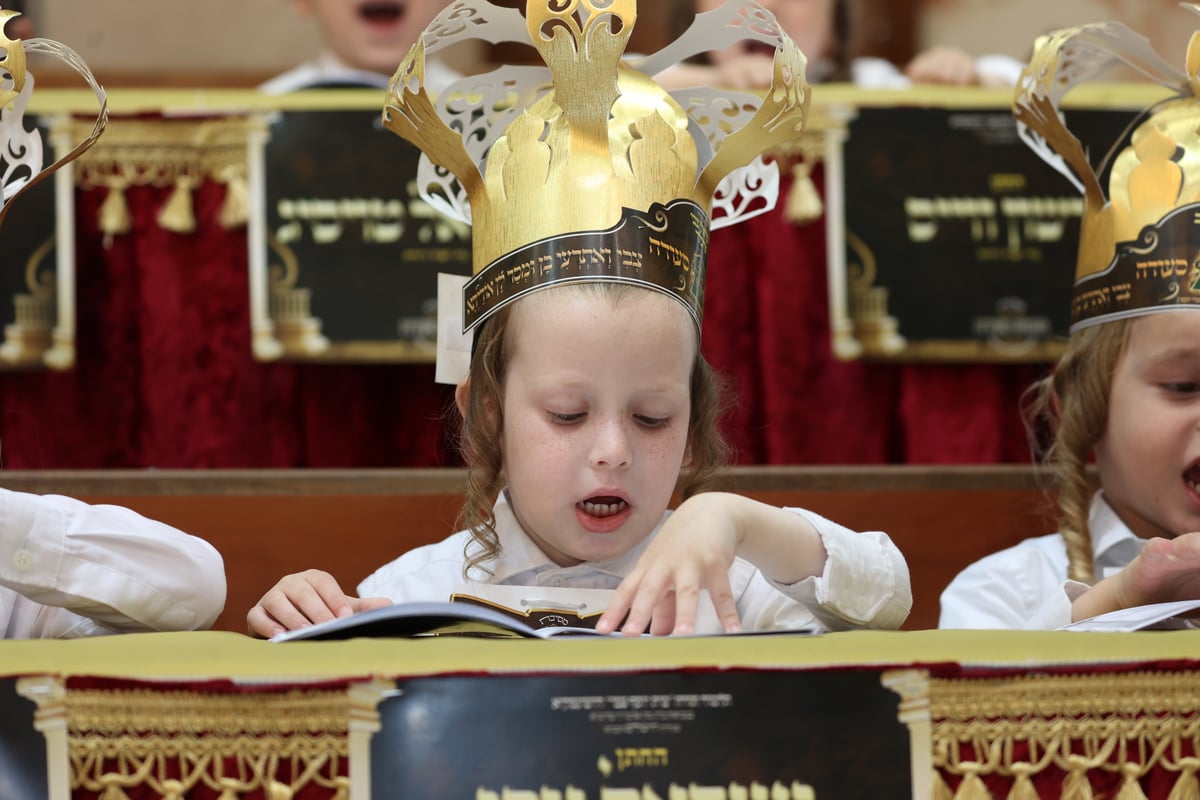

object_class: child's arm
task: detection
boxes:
[595,492,833,636]
[246,570,391,639]
[0,489,226,637]
[1070,532,1200,621]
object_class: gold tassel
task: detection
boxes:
[98,179,131,247]
[217,777,242,800]
[784,159,822,224]
[157,175,197,234]
[160,778,185,800]
[1006,765,1040,800]
[218,168,250,229]
[932,769,954,800]
[267,780,294,800]
[1062,763,1095,800]
[953,770,991,800]
[1169,762,1200,800]
[1115,763,1147,800]
[331,777,351,800]
[98,780,130,800]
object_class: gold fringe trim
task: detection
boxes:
[784,159,823,223]
[766,109,841,227]
[954,769,990,800]
[98,176,131,247]
[932,768,955,800]
[218,164,251,229]
[71,115,264,238]
[1006,764,1039,800]
[931,671,1200,795]
[1169,760,1200,800]
[66,687,354,799]
[157,173,199,234]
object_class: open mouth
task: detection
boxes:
[1186,462,1200,493]
[578,496,628,518]
[358,1,406,24]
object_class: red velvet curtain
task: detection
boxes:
[0,170,1044,469]
[701,166,1046,465]
[0,181,456,469]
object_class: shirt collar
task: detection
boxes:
[484,491,662,585]
[312,52,392,88]
[1090,491,1147,574]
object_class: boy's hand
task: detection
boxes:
[1073,532,1200,621]
[1113,533,1200,608]
[246,569,391,639]
[596,493,743,637]
[905,45,979,85]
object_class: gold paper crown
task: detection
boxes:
[1014,8,1200,331]
[382,0,808,333]
[0,7,107,230]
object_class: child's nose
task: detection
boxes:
[590,419,632,469]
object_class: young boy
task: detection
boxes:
[260,0,456,92]
[248,0,912,639]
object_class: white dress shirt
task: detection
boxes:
[0,489,227,639]
[358,492,911,633]
[259,51,460,94]
[938,493,1145,630]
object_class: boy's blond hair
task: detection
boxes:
[1025,319,1132,583]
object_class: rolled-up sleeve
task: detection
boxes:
[768,507,912,631]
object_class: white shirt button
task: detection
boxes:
[12,549,33,570]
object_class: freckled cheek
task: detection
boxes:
[508,416,578,460]
[638,431,689,466]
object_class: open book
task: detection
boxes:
[270,585,819,642]
[270,599,616,642]
[1059,599,1200,632]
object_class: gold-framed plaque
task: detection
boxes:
[252,100,472,363]
[825,87,1149,362]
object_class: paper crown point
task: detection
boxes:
[0,5,107,231]
[1014,8,1200,331]
[383,0,809,333]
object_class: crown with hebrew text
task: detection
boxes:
[1013,7,1200,332]
[0,6,107,230]
[382,0,808,358]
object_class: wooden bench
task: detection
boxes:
[0,466,1060,632]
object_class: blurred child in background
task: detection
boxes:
[261,0,455,92]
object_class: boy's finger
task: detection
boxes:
[621,569,674,636]
[595,579,638,634]
[246,606,284,639]
[352,596,394,613]
[669,582,702,636]
[258,587,321,632]
[290,581,347,626]
[649,596,676,637]
[302,571,356,617]
[705,569,742,634]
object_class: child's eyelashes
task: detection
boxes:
[1160,381,1200,395]
[544,411,673,428]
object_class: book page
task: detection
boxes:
[1058,599,1200,632]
